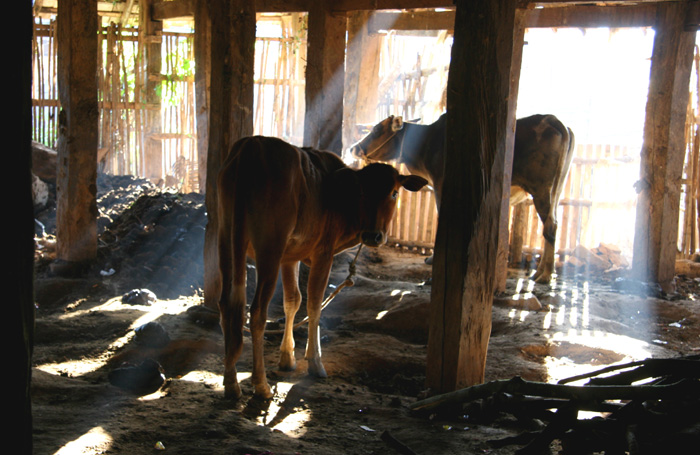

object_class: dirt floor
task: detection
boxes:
[31,175,700,454]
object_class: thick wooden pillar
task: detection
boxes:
[140,0,164,183]
[344,10,381,148]
[194,0,211,194]
[632,1,695,292]
[15,2,34,452]
[56,0,98,265]
[495,10,525,293]
[426,0,519,393]
[202,0,256,309]
[304,3,346,153]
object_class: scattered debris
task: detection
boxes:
[494,292,543,311]
[134,322,171,348]
[564,243,629,273]
[108,358,166,395]
[122,288,157,305]
[410,356,700,454]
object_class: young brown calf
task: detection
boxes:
[216,136,428,399]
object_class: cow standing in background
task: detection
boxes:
[349,113,575,284]
[216,136,428,399]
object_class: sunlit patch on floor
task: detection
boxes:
[55,426,113,455]
[240,380,311,437]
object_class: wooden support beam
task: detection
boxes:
[344,11,382,148]
[427,0,520,393]
[367,10,456,34]
[496,9,526,293]
[202,0,256,309]
[632,1,695,292]
[140,0,164,183]
[15,2,35,452]
[303,3,346,153]
[194,0,210,193]
[56,0,98,266]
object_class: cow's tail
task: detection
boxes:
[217,140,250,328]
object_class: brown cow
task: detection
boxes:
[349,113,575,284]
[217,136,428,399]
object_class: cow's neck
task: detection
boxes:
[399,119,445,202]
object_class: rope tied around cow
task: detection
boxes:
[244,243,364,335]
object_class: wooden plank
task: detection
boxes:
[427,0,520,393]
[509,202,529,266]
[202,0,256,309]
[524,3,658,28]
[141,0,164,183]
[194,0,210,193]
[496,8,525,292]
[303,3,346,152]
[632,1,695,292]
[56,0,98,265]
[367,10,456,34]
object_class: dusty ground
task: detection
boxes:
[31,175,700,454]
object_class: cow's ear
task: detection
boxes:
[399,175,428,192]
[391,116,404,132]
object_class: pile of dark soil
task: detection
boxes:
[34,174,207,302]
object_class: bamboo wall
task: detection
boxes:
[30,13,699,261]
[31,14,307,193]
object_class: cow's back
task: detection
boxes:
[218,136,352,262]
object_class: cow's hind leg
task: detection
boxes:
[531,195,557,284]
[247,251,283,399]
[279,262,302,371]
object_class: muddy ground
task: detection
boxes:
[31,175,700,454]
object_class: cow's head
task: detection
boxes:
[348,116,405,164]
[328,163,428,247]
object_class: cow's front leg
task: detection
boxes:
[279,262,302,371]
[304,256,333,378]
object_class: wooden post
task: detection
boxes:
[56,0,98,266]
[194,0,211,194]
[509,202,528,267]
[344,10,381,149]
[495,9,525,293]
[426,0,519,393]
[140,0,163,183]
[202,0,256,309]
[632,1,695,292]
[304,3,346,153]
[15,2,34,451]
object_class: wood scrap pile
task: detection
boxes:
[562,243,629,274]
[410,356,700,454]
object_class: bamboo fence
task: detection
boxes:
[31,14,307,193]
[30,13,699,261]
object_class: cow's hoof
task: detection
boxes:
[279,352,297,371]
[224,382,242,400]
[254,383,274,400]
[307,359,328,378]
[531,272,551,284]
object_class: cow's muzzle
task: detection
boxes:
[361,231,386,247]
[350,145,366,161]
